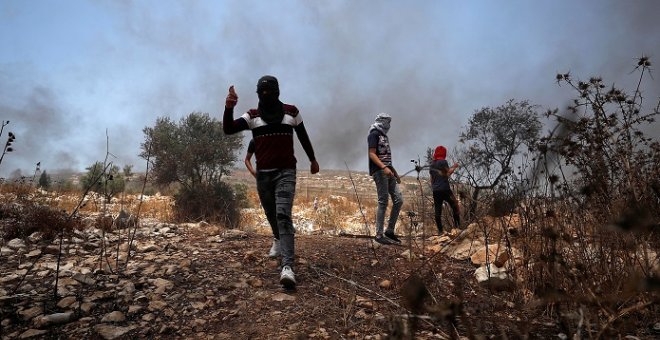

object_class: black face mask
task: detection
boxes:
[257,91,284,124]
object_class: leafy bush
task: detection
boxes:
[173,181,243,227]
[80,162,127,202]
[38,170,52,189]
[0,202,83,241]
[142,112,243,225]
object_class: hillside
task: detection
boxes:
[0,170,658,339]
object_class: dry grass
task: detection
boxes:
[2,165,658,338]
[0,183,174,226]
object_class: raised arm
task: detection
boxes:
[447,163,459,176]
[223,85,249,134]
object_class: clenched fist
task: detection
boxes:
[226,85,238,108]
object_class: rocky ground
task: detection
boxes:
[1,183,658,339]
[3,214,638,340]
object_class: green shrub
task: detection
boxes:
[173,181,243,228]
[0,202,83,241]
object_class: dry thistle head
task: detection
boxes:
[637,55,651,67]
[556,72,571,83]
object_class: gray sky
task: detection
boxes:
[1,0,659,177]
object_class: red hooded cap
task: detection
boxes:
[433,145,446,160]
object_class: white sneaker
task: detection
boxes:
[279,265,296,289]
[268,238,281,258]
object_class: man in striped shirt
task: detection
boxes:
[223,75,319,289]
[367,113,403,245]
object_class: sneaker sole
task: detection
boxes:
[280,277,296,289]
[374,238,393,245]
[384,235,402,244]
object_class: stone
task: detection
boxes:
[474,265,514,291]
[400,249,415,260]
[80,302,95,314]
[148,300,168,311]
[94,324,137,340]
[25,249,41,258]
[33,312,74,327]
[356,296,374,309]
[72,272,96,285]
[7,238,26,250]
[18,306,43,321]
[127,305,143,315]
[134,294,149,303]
[57,296,77,308]
[426,244,443,253]
[379,280,392,289]
[27,232,44,243]
[139,243,160,252]
[101,311,126,323]
[470,244,505,266]
[271,293,296,302]
[443,238,484,260]
[19,329,48,339]
[150,278,173,294]
[43,245,60,255]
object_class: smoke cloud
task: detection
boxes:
[1,0,659,177]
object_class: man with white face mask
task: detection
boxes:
[367,113,403,245]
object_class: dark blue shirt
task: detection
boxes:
[429,159,451,191]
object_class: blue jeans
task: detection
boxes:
[372,170,403,235]
[256,169,297,268]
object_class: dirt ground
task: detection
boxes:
[2,223,576,340]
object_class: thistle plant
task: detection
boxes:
[31,161,41,186]
[0,120,14,168]
[547,55,659,213]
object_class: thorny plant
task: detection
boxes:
[546,55,659,214]
[0,120,15,169]
[511,56,660,337]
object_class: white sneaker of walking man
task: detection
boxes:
[280,265,296,289]
[268,238,281,258]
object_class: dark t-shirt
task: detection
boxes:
[367,130,392,175]
[429,159,451,191]
[247,139,255,154]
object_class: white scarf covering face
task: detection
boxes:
[369,113,391,135]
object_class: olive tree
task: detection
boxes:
[80,162,127,202]
[140,112,243,225]
[456,99,542,220]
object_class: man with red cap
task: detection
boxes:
[429,145,460,234]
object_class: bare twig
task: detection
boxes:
[311,264,450,339]
[125,144,152,267]
[344,162,377,257]
[595,300,653,339]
